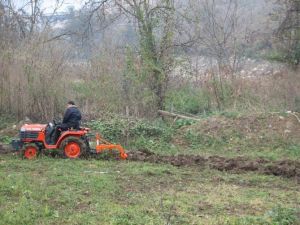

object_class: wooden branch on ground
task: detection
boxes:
[158,110,201,121]
[288,111,300,123]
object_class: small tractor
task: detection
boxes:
[11,121,128,160]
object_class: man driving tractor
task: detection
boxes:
[12,100,127,159]
[52,101,82,143]
[61,100,82,130]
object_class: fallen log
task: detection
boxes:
[158,110,201,121]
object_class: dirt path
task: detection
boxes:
[127,150,300,180]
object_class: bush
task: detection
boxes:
[174,119,195,128]
[88,117,127,142]
[165,86,212,114]
[87,115,181,154]
[0,135,13,144]
[88,115,176,144]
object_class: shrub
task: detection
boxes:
[88,115,176,144]
[165,86,212,114]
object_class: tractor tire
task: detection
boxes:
[22,144,39,160]
[60,137,87,159]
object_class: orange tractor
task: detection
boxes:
[11,121,128,160]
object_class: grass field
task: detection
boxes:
[1,113,299,224]
[0,155,299,225]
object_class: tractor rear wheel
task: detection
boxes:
[23,145,39,159]
[60,137,87,159]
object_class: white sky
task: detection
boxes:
[14,0,84,13]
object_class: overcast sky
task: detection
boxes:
[14,0,84,13]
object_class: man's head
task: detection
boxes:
[67,100,76,108]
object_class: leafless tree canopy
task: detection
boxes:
[0,0,299,120]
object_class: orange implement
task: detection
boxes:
[95,134,128,160]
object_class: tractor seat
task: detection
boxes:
[80,127,90,132]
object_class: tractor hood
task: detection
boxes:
[20,124,47,132]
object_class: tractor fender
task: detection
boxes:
[56,132,84,148]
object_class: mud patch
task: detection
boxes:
[127,151,300,179]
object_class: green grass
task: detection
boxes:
[0,155,299,225]
[1,114,299,224]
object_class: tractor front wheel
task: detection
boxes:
[23,145,39,159]
[60,137,87,159]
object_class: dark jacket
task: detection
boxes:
[62,106,82,129]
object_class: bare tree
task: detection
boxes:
[272,0,300,67]
[182,0,245,110]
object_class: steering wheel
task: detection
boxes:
[53,117,62,126]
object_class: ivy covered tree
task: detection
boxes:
[85,0,175,114]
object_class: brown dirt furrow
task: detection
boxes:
[127,151,300,179]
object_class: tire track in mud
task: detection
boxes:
[127,150,300,179]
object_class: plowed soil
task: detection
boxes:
[127,150,300,179]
